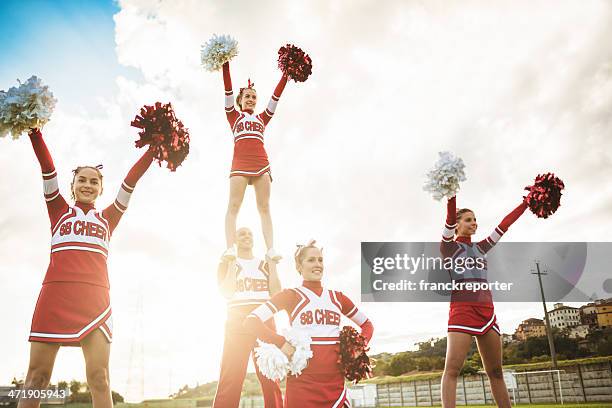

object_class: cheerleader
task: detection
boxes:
[221,61,288,262]
[18,129,154,408]
[213,227,283,407]
[440,195,527,408]
[244,241,374,408]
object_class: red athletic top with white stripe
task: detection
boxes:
[222,62,287,177]
[29,129,154,288]
[244,280,374,374]
[440,196,527,305]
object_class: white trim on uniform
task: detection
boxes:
[43,177,59,195]
[51,208,75,235]
[448,313,497,333]
[51,246,108,257]
[290,288,309,322]
[45,191,61,202]
[311,339,340,345]
[230,165,270,176]
[331,387,348,408]
[234,135,264,143]
[99,325,112,342]
[30,305,111,339]
[116,185,133,207]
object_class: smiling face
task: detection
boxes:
[456,209,477,237]
[238,88,257,111]
[235,227,254,250]
[296,247,324,282]
[71,167,103,204]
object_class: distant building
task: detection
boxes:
[567,324,590,339]
[515,318,546,341]
[595,299,612,329]
[547,303,580,330]
[580,303,598,328]
[502,333,514,345]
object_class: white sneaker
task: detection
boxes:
[266,248,282,262]
[221,246,236,262]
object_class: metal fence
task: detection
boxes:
[349,361,612,407]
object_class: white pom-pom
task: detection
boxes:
[254,327,313,381]
[423,151,467,200]
[254,341,289,381]
[200,34,239,72]
[284,328,313,376]
[0,76,57,139]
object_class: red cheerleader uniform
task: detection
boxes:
[28,130,153,346]
[244,280,374,408]
[441,196,527,336]
[213,257,283,408]
[222,62,287,181]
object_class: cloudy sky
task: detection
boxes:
[1,0,611,402]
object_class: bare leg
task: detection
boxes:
[17,342,60,408]
[476,330,511,408]
[81,330,112,408]
[441,332,473,408]
[225,176,249,248]
[252,174,273,250]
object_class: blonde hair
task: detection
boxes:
[70,165,103,201]
[294,239,322,270]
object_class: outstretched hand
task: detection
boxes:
[28,128,42,138]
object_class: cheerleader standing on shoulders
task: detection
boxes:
[440,195,527,408]
[213,227,283,407]
[221,61,287,262]
[19,129,155,408]
[244,241,374,408]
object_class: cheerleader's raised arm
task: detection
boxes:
[100,148,155,235]
[28,129,69,227]
[28,128,155,234]
[440,195,528,257]
[440,195,459,259]
[258,73,288,126]
[476,200,528,252]
[222,62,239,125]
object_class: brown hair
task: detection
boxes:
[294,239,322,271]
[236,82,256,110]
[70,165,104,201]
[455,208,474,234]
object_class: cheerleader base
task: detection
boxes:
[447,303,500,336]
[29,282,113,346]
[285,372,350,408]
[213,315,282,408]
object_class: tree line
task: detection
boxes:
[372,328,612,377]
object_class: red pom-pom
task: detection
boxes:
[524,172,565,219]
[278,44,312,83]
[338,326,372,383]
[130,102,190,172]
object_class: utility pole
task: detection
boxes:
[532,260,558,370]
